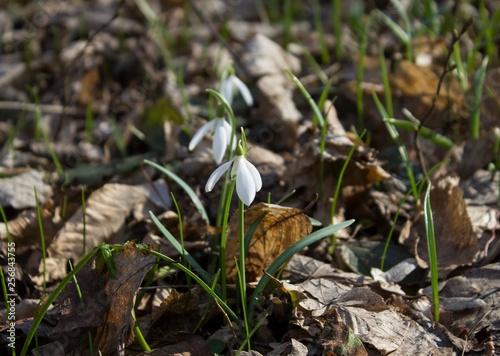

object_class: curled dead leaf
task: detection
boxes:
[399,176,478,278]
[225,203,312,283]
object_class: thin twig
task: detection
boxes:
[58,0,125,137]
[414,19,473,178]
[0,101,84,116]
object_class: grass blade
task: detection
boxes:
[136,245,241,330]
[471,56,489,139]
[20,246,102,356]
[380,188,412,270]
[331,131,365,252]
[144,159,209,225]
[149,211,214,289]
[385,118,454,149]
[34,188,46,293]
[284,68,325,128]
[424,184,439,322]
[372,92,419,202]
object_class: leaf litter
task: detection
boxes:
[0,0,499,355]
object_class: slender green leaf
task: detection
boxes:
[385,118,454,149]
[20,246,102,356]
[424,184,439,322]
[471,56,489,139]
[284,68,325,128]
[136,246,241,329]
[149,211,214,289]
[144,159,209,224]
[248,220,355,323]
[381,188,413,270]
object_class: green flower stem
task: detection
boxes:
[220,180,236,303]
[235,257,250,350]
[238,198,249,345]
[133,318,151,351]
[34,188,46,293]
[331,132,364,253]
[319,112,327,200]
[235,313,268,356]
[206,89,237,228]
[424,184,439,322]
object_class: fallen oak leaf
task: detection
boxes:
[49,242,157,355]
[225,203,312,283]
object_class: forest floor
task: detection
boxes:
[0,0,499,355]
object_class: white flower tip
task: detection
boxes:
[205,160,233,193]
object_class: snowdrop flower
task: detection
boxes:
[205,142,262,206]
[189,105,234,164]
[221,72,253,107]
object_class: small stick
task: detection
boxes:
[414,19,473,178]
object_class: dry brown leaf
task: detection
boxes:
[49,243,157,355]
[79,67,100,106]
[136,332,212,356]
[225,203,312,283]
[92,243,157,355]
[435,128,500,180]
[399,176,478,278]
[315,308,368,356]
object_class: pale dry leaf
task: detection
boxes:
[268,338,309,356]
[334,288,455,355]
[289,307,367,356]
[389,60,465,126]
[242,33,302,151]
[298,278,351,306]
[0,170,52,209]
[435,128,500,180]
[242,33,301,77]
[286,254,373,285]
[0,208,59,258]
[136,332,212,356]
[461,169,500,206]
[225,203,312,283]
[421,262,500,334]
[43,183,158,280]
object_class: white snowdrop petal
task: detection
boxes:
[220,120,237,152]
[221,78,234,105]
[231,75,253,107]
[236,161,256,206]
[205,160,233,192]
[245,160,262,192]
[231,155,242,179]
[213,119,228,164]
[188,120,214,151]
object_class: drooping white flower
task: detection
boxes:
[205,143,262,206]
[189,105,234,164]
[221,74,253,107]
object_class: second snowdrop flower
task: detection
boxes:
[188,105,234,164]
[205,141,262,206]
[221,72,253,107]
